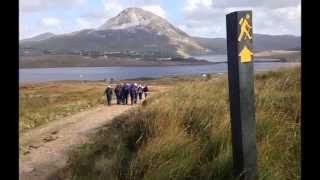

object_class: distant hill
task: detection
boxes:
[253,34,300,52]
[193,34,300,54]
[21,32,55,42]
[20,7,300,58]
[192,37,226,54]
[20,8,208,57]
[255,50,301,62]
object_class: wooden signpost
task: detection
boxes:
[226,11,257,180]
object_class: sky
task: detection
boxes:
[20,0,301,40]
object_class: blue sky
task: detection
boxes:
[20,0,301,39]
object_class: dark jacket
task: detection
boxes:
[143,86,148,92]
[105,87,113,97]
[130,85,137,95]
[124,84,130,95]
[115,85,121,97]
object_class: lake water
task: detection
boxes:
[19,60,297,84]
[193,54,228,63]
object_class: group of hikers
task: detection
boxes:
[104,83,149,105]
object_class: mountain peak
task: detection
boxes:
[114,7,152,18]
[97,7,189,40]
[98,7,162,30]
[96,7,208,56]
[122,7,146,13]
[21,8,209,57]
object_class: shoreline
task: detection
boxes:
[19,55,213,69]
[19,63,300,86]
[18,59,298,70]
[19,61,216,70]
[20,53,301,69]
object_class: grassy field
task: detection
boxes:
[19,81,107,133]
[53,66,300,180]
[19,76,187,134]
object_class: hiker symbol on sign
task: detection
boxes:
[238,14,252,42]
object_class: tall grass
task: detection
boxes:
[55,67,300,180]
[19,82,106,133]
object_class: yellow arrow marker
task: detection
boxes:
[239,46,253,63]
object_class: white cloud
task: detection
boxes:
[20,0,300,39]
[102,0,124,17]
[78,0,167,28]
[253,5,301,35]
[21,0,167,38]
[212,0,300,9]
[76,17,105,29]
[41,17,62,28]
[141,5,166,18]
[101,0,165,19]
[181,0,301,37]
[20,0,87,12]
[20,24,51,40]
[184,0,213,11]
[76,18,92,29]
[19,24,29,39]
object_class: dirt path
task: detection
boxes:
[19,101,140,180]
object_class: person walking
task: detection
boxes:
[143,85,149,99]
[120,83,125,104]
[138,84,143,101]
[134,83,138,104]
[104,85,113,105]
[129,83,134,105]
[114,84,121,104]
[123,83,130,105]
[130,83,138,105]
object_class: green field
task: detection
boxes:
[19,81,107,133]
[53,66,300,180]
[19,78,175,134]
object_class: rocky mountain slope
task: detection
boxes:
[20,7,300,57]
[20,8,208,57]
